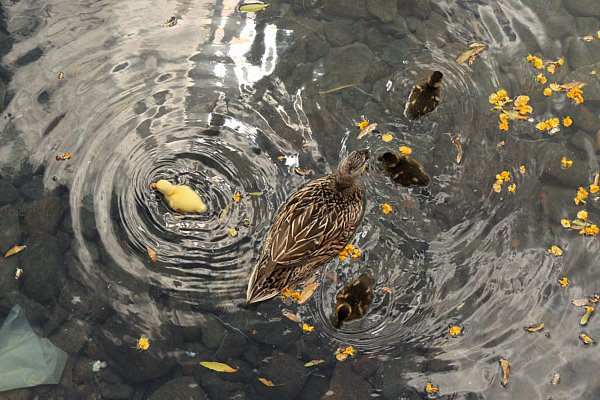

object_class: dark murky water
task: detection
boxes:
[1,0,600,398]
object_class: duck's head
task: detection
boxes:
[335,302,352,328]
[336,149,370,188]
[427,71,443,88]
[151,179,175,196]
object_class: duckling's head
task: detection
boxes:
[335,302,352,328]
[428,71,443,88]
[336,149,370,188]
[152,179,175,196]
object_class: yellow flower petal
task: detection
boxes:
[519,165,526,174]
[232,191,242,202]
[590,184,599,194]
[543,87,552,97]
[507,183,516,193]
[561,157,573,168]
[381,203,393,214]
[561,219,571,228]
[136,335,150,351]
[302,323,315,333]
[548,245,563,256]
[357,119,369,130]
[381,133,393,142]
[449,325,462,337]
[558,276,569,287]
[399,146,412,156]
[577,210,588,221]
[563,116,572,127]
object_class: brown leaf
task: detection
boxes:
[357,123,378,140]
[558,82,586,91]
[583,35,595,42]
[301,275,318,288]
[199,361,238,372]
[146,246,158,263]
[258,377,275,386]
[294,167,312,176]
[499,358,510,387]
[456,43,488,65]
[380,287,393,294]
[282,311,301,323]
[4,245,26,258]
[524,323,544,332]
[572,298,589,307]
[298,282,320,304]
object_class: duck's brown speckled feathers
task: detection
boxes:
[334,273,375,328]
[246,149,370,305]
[379,151,430,187]
[404,71,443,120]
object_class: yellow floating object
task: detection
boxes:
[237,2,270,12]
[152,180,207,214]
[199,361,238,372]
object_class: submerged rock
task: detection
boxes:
[149,376,208,400]
[0,179,18,205]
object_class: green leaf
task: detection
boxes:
[237,3,270,12]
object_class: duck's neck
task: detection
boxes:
[334,173,359,192]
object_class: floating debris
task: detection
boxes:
[524,323,544,333]
[548,246,563,257]
[228,228,238,237]
[551,372,560,385]
[4,245,26,258]
[237,2,270,12]
[135,335,150,351]
[146,246,158,263]
[580,306,595,326]
[282,311,301,323]
[232,191,242,202]
[381,203,393,214]
[55,152,71,161]
[381,287,393,294]
[304,359,325,367]
[57,71,65,80]
[302,323,314,333]
[92,360,107,372]
[449,325,463,337]
[298,281,320,305]
[319,83,357,95]
[449,133,463,164]
[334,346,356,361]
[294,167,312,176]
[199,361,238,372]
[561,156,573,169]
[456,42,488,65]
[161,16,179,27]
[381,133,393,142]
[338,243,361,261]
[258,377,275,386]
[14,268,23,280]
[579,332,594,345]
[499,358,510,387]
[425,382,440,396]
[247,191,263,196]
[357,122,378,140]
[558,277,569,287]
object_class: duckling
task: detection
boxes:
[379,151,430,187]
[404,71,443,120]
[246,149,370,305]
[151,179,207,214]
[334,273,375,328]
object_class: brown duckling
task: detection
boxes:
[379,151,430,187]
[404,71,443,120]
[334,273,375,328]
[246,149,370,305]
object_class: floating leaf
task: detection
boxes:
[294,167,312,176]
[200,361,238,372]
[558,82,586,91]
[304,359,325,367]
[357,123,377,140]
[302,275,318,288]
[4,245,26,258]
[298,282,320,304]
[146,246,158,263]
[580,306,595,326]
[583,35,595,42]
[282,311,301,323]
[572,298,589,307]
[258,377,275,386]
[456,42,488,65]
[524,323,544,332]
[579,332,594,345]
[247,191,263,196]
[237,2,270,12]
[499,358,510,387]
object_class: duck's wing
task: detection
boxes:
[267,181,363,269]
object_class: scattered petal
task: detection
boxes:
[449,325,463,337]
[558,276,569,287]
[258,377,275,387]
[543,87,552,97]
[519,165,526,174]
[399,146,412,156]
[425,382,440,396]
[381,287,393,294]
[291,291,302,301]
[55,152,71,161]
[548,246,563,256]
[563,116,572,127]
[302,323,315,333]
[381,203,393,214]
[232,191,242,202]
[561,157,573,169]
[577,210,588,221]
[199,361,238,372]
[536,73,547,84]
[524,323,544,332]
[4,245,26,258]
[57,71,65,80]
[334,346,357,361]
[281,288,292,297]
[561,219,571,228]
[499,358,510,387]
[136,335,150,351]
[357,118,369,130]
[581,306,595,326]
[507,183,516,193]
[381,133,393,142]
[228,228,238,237]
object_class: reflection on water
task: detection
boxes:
[0,0,599,398]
